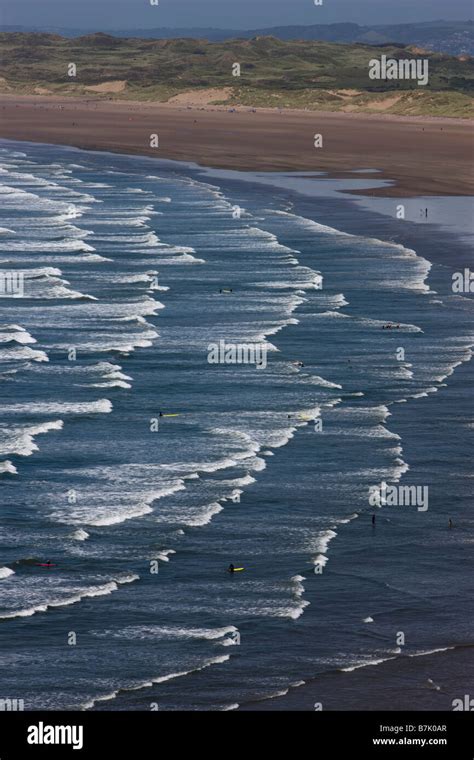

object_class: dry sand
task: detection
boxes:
[0,94,473,196]
[84,81,127,94]
[166,87,233,106]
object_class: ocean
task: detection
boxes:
[0,139,472,711]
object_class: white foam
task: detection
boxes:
[290,574,307,600]
[0,460,17,475]
[0,345,48,362]
[0,325,36,345]
[155,549,176,562]
[0,399,112,415]
[53,482,186,526]
[98,624,238,642]
[310,376,342,389]
[0,420,64,457]
[81,654,231,710]
[0,574,139,620]
[408,647,455,658]
[89,380,132,389]
[220,474,256,487]
[70,529,90,541]
[340,656,396,672]
[182,501,223,527]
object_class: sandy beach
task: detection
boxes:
[0,94,473,196]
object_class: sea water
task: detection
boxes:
[0,140,472,711]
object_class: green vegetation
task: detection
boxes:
[0,32,472,117]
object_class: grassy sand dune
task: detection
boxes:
[0,33,473,117]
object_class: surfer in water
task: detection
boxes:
[372,515,376,527]
[228,564,235,574]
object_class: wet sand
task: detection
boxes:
[0,94,473,196]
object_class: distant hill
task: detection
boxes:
[1,20,473,55]
[0,33,472,117]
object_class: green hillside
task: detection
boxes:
[0,33,472,117]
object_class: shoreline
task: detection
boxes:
[1,94,473,197]
[216,158,472,713]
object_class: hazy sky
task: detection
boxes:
[2,0,473,29]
